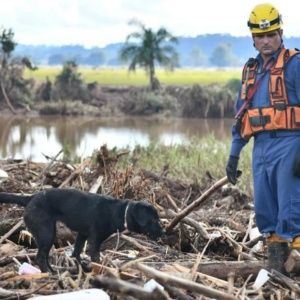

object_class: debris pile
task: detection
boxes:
[0,147,299,299]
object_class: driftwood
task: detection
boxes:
[162,209,209,240]
[89,175,104,194]
[0,81,17,114]
[134,263,238,300]
[0,253,36,267]
[182,260,265,280]
[0,219,23,245]
[163,285,195,300]
[92,275,169,300]
[2,155,297,299]
[285,250,300,274]
[269,269,300,295]
[58,159,90,188]
[166,176,229,232]
[0,287,21,298]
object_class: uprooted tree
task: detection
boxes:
[0,27,37,113]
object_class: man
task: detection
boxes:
[226,3,300,274]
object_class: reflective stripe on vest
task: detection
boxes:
[240,48,300,139]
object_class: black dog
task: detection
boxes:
[0,188,163,272]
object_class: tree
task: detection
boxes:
[188,47,207,67]
[119,20,178,90]
[0,28,17,113]
[84,51,106,66]
[209,43,239,67]
[0,28,36,113]
[55,60,87,100]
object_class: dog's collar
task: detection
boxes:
[124,203,130,229]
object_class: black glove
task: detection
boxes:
[293,152,300,177]
[226,155,239,185]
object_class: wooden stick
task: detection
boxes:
[89,175,103,194]
[0,219,23,245]
[135,263,238,300]
[165,194,179,212]
[58,160,90,188]
[39,149,63,187]
[163,209,209,239]
[166,176,229,232]
[120,234,152,253]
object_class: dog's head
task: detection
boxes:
[126,201,163,240]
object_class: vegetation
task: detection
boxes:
[209,43,239,67]
[119,20,178,90]
[25,67,241,86]
[28,62,240,117]
[0,28,36,112]
[54,60,88,101]
[0,27,242,119]
[115,135,253,196]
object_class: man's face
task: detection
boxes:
[252,30,282,60]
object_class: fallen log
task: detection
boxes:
[269,269,300,295]
[182,260,265,280]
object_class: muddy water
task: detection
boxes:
[0,115,233,162]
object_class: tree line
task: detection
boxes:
[0,25,239,116]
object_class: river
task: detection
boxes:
[0,115,233,162]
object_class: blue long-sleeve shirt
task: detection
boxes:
[230,47,300,157]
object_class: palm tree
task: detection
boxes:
[119,20,178,90]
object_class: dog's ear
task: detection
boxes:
[130,202,153,227]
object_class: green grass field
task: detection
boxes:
[25,67,241,86]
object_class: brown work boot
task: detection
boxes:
[267,234,290,275]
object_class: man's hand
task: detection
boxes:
[226,155,239,185]
[293,153,300,177]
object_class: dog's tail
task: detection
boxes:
[0,193,32,207]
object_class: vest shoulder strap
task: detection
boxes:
[273,48,300,69]
[270,48,300,104]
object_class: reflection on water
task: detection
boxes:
[0,115,233,162]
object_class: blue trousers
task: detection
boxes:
[253,132,300,241]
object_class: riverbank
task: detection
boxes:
[1,84,238,118]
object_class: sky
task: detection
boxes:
[0,0,298,48]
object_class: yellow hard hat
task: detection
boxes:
[248,3,282,33]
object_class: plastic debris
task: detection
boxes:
[18,262,41,275]
[143,278,164,292]
[253,269,270,289]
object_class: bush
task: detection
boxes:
[38,100,100,116]
[122,90,178,115]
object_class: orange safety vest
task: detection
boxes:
[239,47,300,140]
